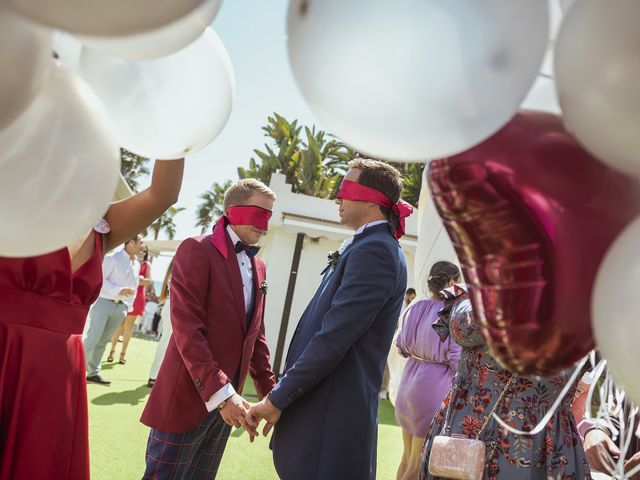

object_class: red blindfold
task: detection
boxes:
[336,179,413,240]
[226,205,272,230]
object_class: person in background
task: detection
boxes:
[403,287,417,314]
[147,257,174,387]
[0,157,184,480]
[381,287,418,400]
[108,244,152,365]
[385,287,420,400]
[138,290,158,335]
[574,362,640,479]
[395,262,461,480]
[419,284,590,479]
[83,235,143,384]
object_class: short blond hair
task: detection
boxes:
[223,179,276,212]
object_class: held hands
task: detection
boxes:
[219,394,256,442]
[245,397,282,439]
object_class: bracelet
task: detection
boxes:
[217,400,227,410]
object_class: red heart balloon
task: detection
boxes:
[428,110,640,375]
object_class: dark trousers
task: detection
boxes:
[143,410,231,480]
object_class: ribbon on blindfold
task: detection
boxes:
[226,205,272,230]
[336,179,414,240]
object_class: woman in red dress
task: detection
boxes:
[0,159,183,480]
[108,246,152,365]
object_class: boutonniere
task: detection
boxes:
[327,250,341,272]
[259,280,268,295]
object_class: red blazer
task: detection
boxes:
[140,217,276,433]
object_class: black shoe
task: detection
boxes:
[87,375,111,385]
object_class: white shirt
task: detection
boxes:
[98,248,140,311]
[205,225,257,411]
[226,225,255,314]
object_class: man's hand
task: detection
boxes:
[219,394,254,438]
[584,428,620,473]
[118,287,136,297]
[625,451,640,480]
[247,397,281,437]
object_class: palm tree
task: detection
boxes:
[237,113,355,198]
[119,148,149,192]
[145,206,186,240]
[195,180,232,234]
[389,161,425,208]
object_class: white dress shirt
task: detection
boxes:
[226,225,255,314]
[98,248,140,311]
[205,225,257,411]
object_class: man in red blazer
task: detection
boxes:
[141,179,277,479]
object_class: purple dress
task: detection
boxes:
[394,299,462,437]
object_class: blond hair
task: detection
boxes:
[223,179,276,211]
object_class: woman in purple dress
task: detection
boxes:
[395,261,462,480]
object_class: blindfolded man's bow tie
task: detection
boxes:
[234,241,260,258]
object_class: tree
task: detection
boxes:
[237,113,355,198]
[145,206,186,240]
[389,161,425,208]
[120,148,150,192]
[195,180,232,234]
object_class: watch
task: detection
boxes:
[217,400,227,410]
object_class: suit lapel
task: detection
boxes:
[221,232,246,326]
[247,257,265,334]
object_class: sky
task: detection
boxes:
[139,0,323,254]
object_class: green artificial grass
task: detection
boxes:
[88,336,404,479]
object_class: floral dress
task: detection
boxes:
[420,289,591,480]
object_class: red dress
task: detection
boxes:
[0,232,103,480]
[129,261,148,316]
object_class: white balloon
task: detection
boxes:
[1,0,204,37]
[286,0,549,162]
[51,31,83,70]
[555,0,640,177]
[78,28,234,159]
[80,0,223,60]
[592,216,640,405]
[0,66,119,257]
[558,0,576,13]
[0,8,51,130]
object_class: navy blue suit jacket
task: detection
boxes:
[270,223,407,480]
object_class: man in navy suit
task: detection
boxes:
[248,158,413,480]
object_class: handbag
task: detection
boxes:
[428,375,515,480]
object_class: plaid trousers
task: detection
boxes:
[143,410,232,480]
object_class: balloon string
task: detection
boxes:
[492,355,588,436]
[585,358,608,422]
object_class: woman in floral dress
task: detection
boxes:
[420,286,591,480]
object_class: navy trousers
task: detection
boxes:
[143,410,231,479]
